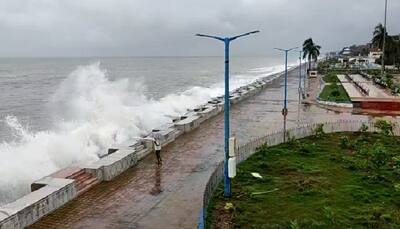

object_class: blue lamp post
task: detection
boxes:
[274,47,298,141]
[196,30,259,197]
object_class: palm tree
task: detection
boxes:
[372,23,386,49]
[372,23,398,67]
[302,38,321,70]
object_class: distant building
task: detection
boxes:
[338,57,349,67]
[368,49,382,61]
[349,57,368,65]
[326,51,340,59]
[342,47,351,56]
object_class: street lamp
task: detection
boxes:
[297,51,303,98]
[381,0,388,77]
[274,47,298,142]
[196,30,260,198]
[297,50,303,125]
[303,56,308,98]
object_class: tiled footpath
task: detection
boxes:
[30,68,368,229]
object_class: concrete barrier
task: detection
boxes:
[0,178,75,229]
[174,113,203,133]
[317,99,354,108]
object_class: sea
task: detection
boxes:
[0,56,294,205]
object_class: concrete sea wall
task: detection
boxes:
[0,68,291,229]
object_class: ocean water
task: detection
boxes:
[0,56,290,205]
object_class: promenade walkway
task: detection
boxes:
[338,74,394,99]
[349,74,391,98]
[337,74,363,99]
[30,69,367,229]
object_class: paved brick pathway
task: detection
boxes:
[30,69,367,229]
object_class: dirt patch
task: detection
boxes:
[211,202,235,229]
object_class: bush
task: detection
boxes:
[392,156,400,168]
[314,124,325,138]
[359,123,369,133]
[371,144,390,169]
[339,136,351,149]
[354,137,367,149]
[298,143,313,155]
[330,89,340,97]
[374,120,394,136]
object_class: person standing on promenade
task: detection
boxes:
[134,136,163,165]
[153,137,162,166]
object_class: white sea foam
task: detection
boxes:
[0,62,287,205]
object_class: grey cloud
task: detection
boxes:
[0,0,399,57]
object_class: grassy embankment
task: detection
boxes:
[207,123,400,228]
[319,72,351,103]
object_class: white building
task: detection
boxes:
[368,50,382,61]
[342,47,351,56]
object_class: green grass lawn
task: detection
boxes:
[322,72,340,83]
[207,132,400,228]
[319,83,350,103]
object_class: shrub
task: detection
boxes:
[371,144,389,169]
[374,120,394,136]
[359,123,369,133]
[392,156,400,175]
[392,156,400,168]
[339,136,351,149]
[298,144,313,155]
[354,137,367,149]
[330,89,340,97]
[394,183,400,192]
[314,124,325,138]
[354,159,371,170]
[289,220,300,229]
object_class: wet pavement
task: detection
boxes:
[30,68,382,229]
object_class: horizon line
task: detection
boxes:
[0,55,285,59]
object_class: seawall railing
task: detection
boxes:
[198,119,400,228]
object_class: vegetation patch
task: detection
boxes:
[319,83,350,103]
[322,72,339,83]
[207,131,400,228]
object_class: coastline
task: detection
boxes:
[0,66,296,228]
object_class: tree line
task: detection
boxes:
[372,23,400,67]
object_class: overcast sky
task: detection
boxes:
[0,0,399,57]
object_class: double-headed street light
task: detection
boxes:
[297,51,303,98]
[381,0,388,77]
[274,47,298,141]
[196,30,260,198]
[297,50,303,125]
